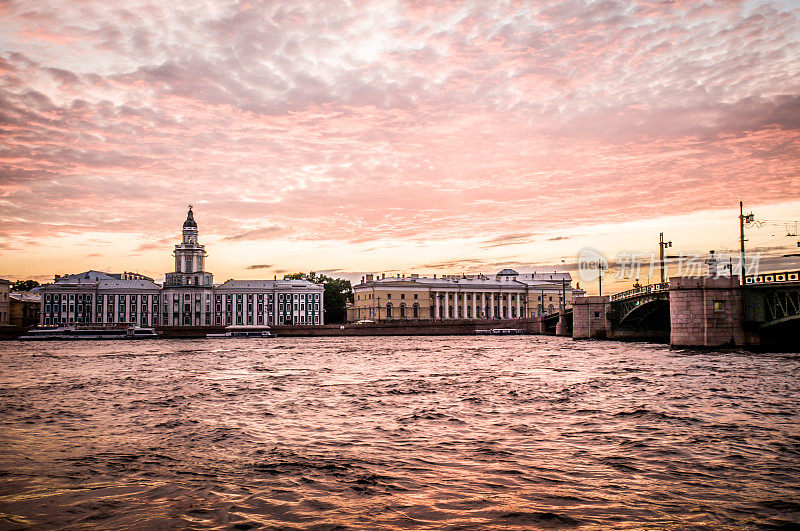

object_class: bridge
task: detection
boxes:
[571,270,800,349]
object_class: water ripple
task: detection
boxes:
[0,336,798,529]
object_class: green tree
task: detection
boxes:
[11,279,39,291]
[284,272,354,324]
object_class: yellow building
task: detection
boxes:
[0,279,9,326]
[347,269,583,322]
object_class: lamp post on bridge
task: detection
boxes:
[598,262,607,297]
[659,232,672,284]
[739,201,754,286]
[560,258,566,313]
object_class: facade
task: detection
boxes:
[40,271,161,327]
[347,269,584,322]
[39,207,324,327]
[10,291,41,327]
[0,278,9,326]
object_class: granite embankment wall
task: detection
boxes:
[158,318,545,338]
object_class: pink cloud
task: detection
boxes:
[0,0,797,273]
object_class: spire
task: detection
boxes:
[183,204,197,228]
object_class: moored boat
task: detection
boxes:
[206,325,276,338]
[20,324,158,340]
[475,328,526,335]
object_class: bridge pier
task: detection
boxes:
[555,312,570,336]
[572,296,610,339]
[669,276,748,348]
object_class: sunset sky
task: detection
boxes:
[1,0,799,293]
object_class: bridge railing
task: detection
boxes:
[745,270,800,285]
[611,282,670,302]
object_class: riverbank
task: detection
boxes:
[158,318,546,338]
[0,318,554,340]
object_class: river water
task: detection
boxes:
[0,336,798,530]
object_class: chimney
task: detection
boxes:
[366,274,374,281]
[433,274,436,279]
[382,273,385,279]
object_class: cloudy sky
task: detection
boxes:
[1,0,799,291]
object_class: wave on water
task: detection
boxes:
[0,336,798,529]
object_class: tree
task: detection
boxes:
[284,272,354,324]
[12,279,39,292]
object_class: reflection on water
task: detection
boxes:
[1,336,799,529]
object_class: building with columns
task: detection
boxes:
[347,269,584,322]
[40,206,324,327]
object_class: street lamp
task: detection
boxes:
[659,232,672,284]
[739,201,754,285]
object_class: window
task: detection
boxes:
[401,293,405,299]
[713,300,725,312]
[414,294,418,299]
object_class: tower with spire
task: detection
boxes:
[165,205,213,287]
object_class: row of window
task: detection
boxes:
[357,292,563,302]
[376,304,558,319]
[46,292,321,303]
[42,312,321,326]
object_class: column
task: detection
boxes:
[433,291,439,319]
[472,291,477,320]
[490,292,495,319]
[462,292,467,320]
[444,291,450,319]
[516,293,521,320]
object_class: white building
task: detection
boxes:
[40,207,324,327]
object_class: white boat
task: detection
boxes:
[20,324,159,340]
[490,328,526,334]
[206,326,277,338]
[475,328,526,335]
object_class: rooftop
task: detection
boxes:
[356,270,574,289]
[216,279,323,290]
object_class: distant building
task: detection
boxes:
[10,291,41,327]
[40,206,324,327]
[40,271,161,327]
[347,269,584,322]
[0,278,10,326]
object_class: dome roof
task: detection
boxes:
[183,206,197,228]
[497,268,519,276]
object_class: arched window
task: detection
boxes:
[511,307,516,318]
[503,306,508,318]
[467,306,472,318]
[399,304,406,318]
[458,306,463,318]
[548,304,554,315]
[386,303,392,318]
[448,305,453,318]
[413,304,419,318]
[429,305,434,318]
